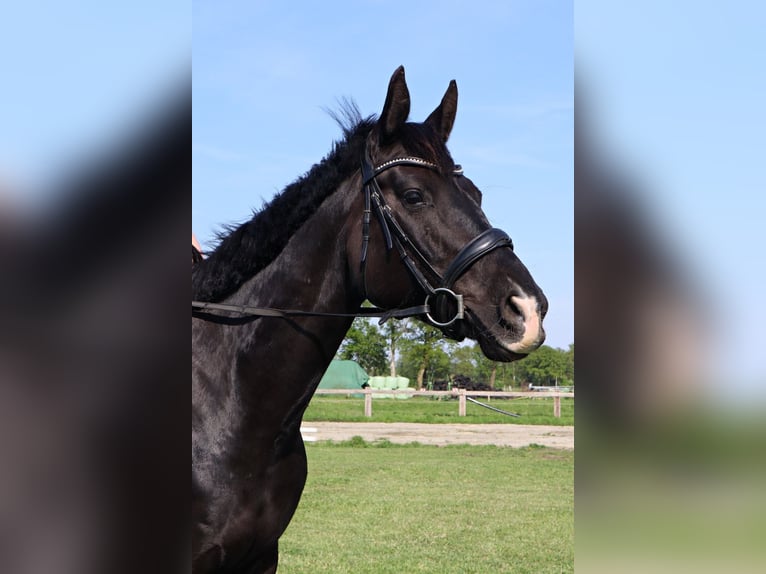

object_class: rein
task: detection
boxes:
[192,144,514,333]
[191,300,428,325]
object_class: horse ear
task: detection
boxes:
[425,80,458,142]
[378,66,411,142]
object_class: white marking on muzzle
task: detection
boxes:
[507,295,544,354]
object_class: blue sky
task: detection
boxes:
[193,0,574,350]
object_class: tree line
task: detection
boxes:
[336,318,574,390]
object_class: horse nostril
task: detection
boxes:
[505,296,523,320]
[502,295,529,328]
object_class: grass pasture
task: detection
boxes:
[280,441,573,573]
[303,395,574,426]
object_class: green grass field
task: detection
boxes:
[280,441,574,573]
[303,395,574,426]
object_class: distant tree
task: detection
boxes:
[398,320,453,389]
[337,318,387,375]
[516,345,572,387]
[450,344,478,379]
[381,321,402,377]
[452,343,524,389]
[565,343,575,385]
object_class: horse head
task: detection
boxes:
[350,66,547,361]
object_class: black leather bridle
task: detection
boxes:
[359,147,513,335]
[192,145,514,337]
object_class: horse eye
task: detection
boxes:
[402,189,424,205]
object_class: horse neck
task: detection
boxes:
[215,181,362,433]
[234,179,361,325]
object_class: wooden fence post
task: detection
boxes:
[553,395,561,418]
[364,389,372,417]
[458,388,466,417]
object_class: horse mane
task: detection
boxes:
[192,102,454,302]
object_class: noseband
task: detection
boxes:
[360,147,513,336]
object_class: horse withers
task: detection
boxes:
[192,66,547,573]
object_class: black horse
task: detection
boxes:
[192,67,547,573]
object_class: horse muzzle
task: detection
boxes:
[501,292,547,354]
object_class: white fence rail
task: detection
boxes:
[312,388,574,418]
